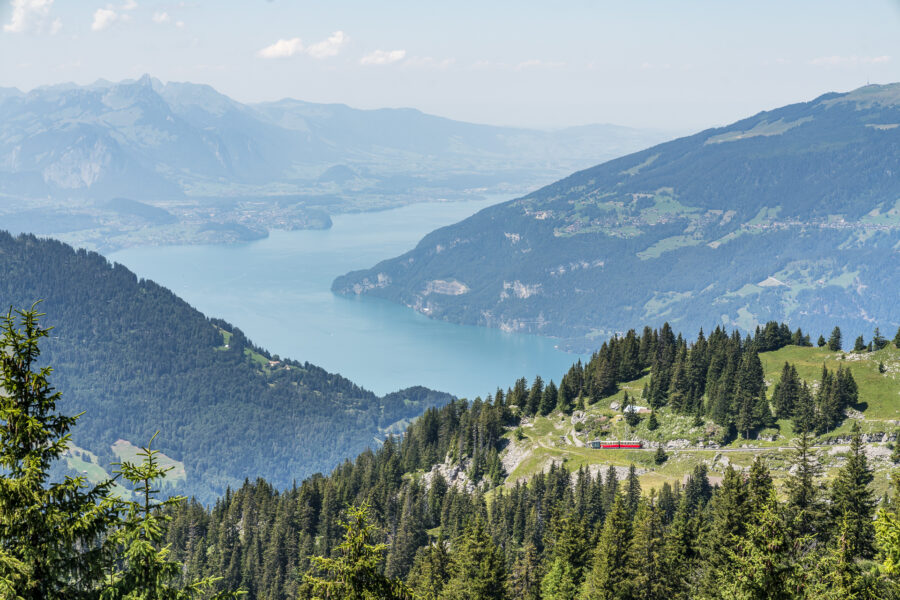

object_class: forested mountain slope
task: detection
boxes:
[163,321,900,598]
[0,231,453,502]
[334,83,900,350]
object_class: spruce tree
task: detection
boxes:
[541,380,558,416]
[441,518,507,600]
[829,423,876,558]
[624,465,641,519]
[654,446,668,465]
[0,305,118,599]
[626,500,666,600]
[784,428,827,540]
[697,466,749,597]
[579,494,632,600]
[407,539,450,600]
[818,335,827,348]
[853,335,866,352]
[507,542,541,600]
[716,490,802,600]
[102,433,241,599]
[304,502,414,599]
[647,410,659,431]
[828,327,843,351]
[895,327,900,349]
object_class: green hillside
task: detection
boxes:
[503,343,900,497]
[0,231,453,502]
[334,83,900,350]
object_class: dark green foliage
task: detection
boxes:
[654,446,667,465]
[304,503,414,600]
[895,327,900,349]
[818,335,827,348]
[0,305,118,598]
[830,423,876,559]
[854,335,866,352]
[102,434,240,599]
[579,494,632,600]
[647,410,659,431]
[0,232,452,502]
[784,429,827,540]
[0,306,238,599]
[441,519,507,600]
[828,327,843,351]
[873,328,890,351]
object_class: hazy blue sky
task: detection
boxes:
[2,0,899,130]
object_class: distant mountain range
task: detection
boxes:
[334,83,900,349]
[0,75,668,250]
[0,231,454,502]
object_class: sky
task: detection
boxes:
[2,0,900,130]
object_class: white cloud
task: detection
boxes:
[91,8,118,31]
[3,0,59,34]
[257,37,304,59]
[257,31,347,60]
[175,20,184,28]
[121,0,138,9]
[152,11,170,24]
[360,49,406,66]
[306,30,347,59]
[810,55,891,67]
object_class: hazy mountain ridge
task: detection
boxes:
[333,83,900,349]
[0,75,668,251]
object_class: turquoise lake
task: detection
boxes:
[108,198,587,399]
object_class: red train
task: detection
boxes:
[588,440,643,449]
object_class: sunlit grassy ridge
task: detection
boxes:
[501,343,900,496]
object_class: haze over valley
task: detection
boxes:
[3,1,900,598]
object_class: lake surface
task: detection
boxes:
[109,198,587,399]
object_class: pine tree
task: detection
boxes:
[407,539,450,600]
[828,327,843,351]
[541,380,558,416]
[624,465,641,519]
[540,512,591,600]
[102,433,241,599]
[507,542,541,600]
[791,382,816,437]
[716,490,802,600]
[654,446,668,465]
[626,500,666,600]
[817,335,827,348]
[441,518,507,600]
[772,363,799,419]
[647,410,659,431]
[895,327,900,349]
[385,485,427,580]
[829,422,876,558]
[526,376,544,416]
[853,335,866,352]
[659,498,697,600]
[304,502,414,599]
[579,494,632,600]
[697,466,749,597]
[0,305,118,599]
[873,328,889,350]
[784,429,827,540]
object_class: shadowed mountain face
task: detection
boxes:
[334,84,900,349]
[0,231,454,503]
